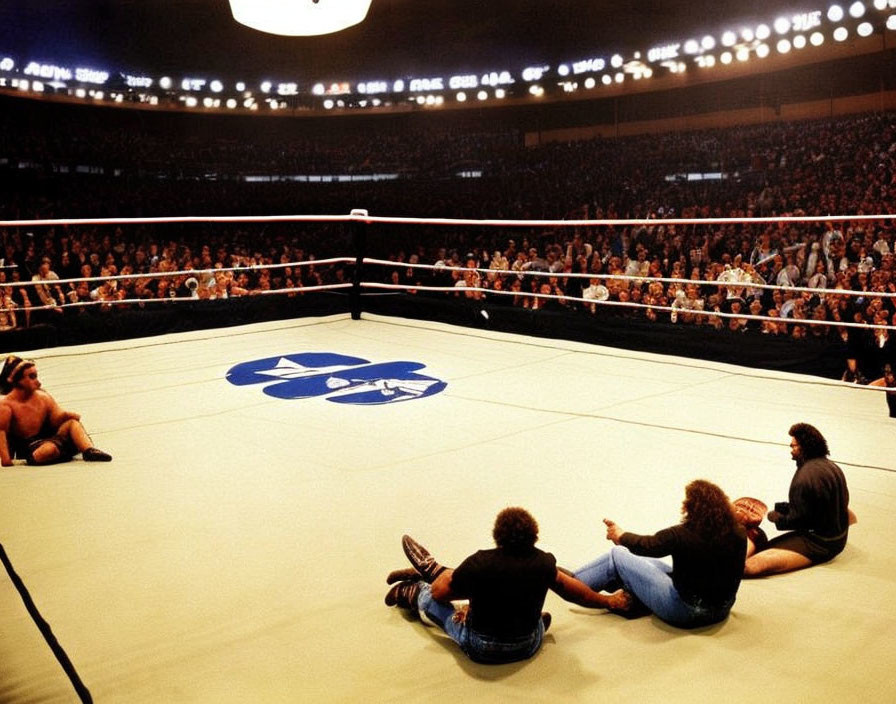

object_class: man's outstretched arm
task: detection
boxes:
[550,569,630,610]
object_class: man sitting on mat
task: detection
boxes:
[744,422,853,577]
[0,355,112,466]
[384,507,630,664]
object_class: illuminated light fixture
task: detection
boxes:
[477,90,487,100]
[721,30,737,46]
[873,0,886,8]
[228,0,372,36]
[203,97,214,107]
[236,81,246,91]
[456,92,466,101]
[115,94,124,103]
[857,20,873,34]
[756,43,771,57]
[614,72,624,82]
[849,1,866,17]
[210,80,223,92]
[810,31,825,44]
[75,87,86,98]
[889,15,896,30]
[643,67,653,77]
[793,34,807,48]
[495,88,505,98]
[833,26,849,40]
[776,38,791,53]
[424,95,435,105]
[393,79,405,92]
[774,17,791,34]
[601,74,612,85]
[323,99,334,109]
[683,39,699,53]
[720,51,733,64]
[226,98,237,108]
[584,77,596,88]
[828,5,844,21]
[701,35,715,50]
[558,64,570,76]
[33,80,44,92]
[610,54,624,68]
[260,81,272,93]
[312,83,325,95]
[736,47,750,61]
[741,28,755,41]
[159,76,172,89]
[415,95,425,105]
[756,24,771,40]
[185,96,198,107]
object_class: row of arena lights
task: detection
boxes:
[1,2,896,112]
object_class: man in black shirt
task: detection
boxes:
[384,507,629,664]
[744,423,852,577]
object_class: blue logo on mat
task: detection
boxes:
[225,353,447,405]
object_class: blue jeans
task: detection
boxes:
[416,584,545,664]
[574,545,732,628]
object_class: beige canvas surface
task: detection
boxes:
[1,313,893,703]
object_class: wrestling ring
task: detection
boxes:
[1,212,895,703]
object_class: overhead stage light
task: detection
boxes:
[228,0,372,37]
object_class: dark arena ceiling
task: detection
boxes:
[0,0,805,81]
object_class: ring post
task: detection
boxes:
[350,209,368,320]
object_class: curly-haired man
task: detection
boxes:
[385,507,629,664]
[744,423,853,577]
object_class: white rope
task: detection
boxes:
[0,257,355,290]
[359,280,896,332]
[1,212,895,229]
[362,257,896,301]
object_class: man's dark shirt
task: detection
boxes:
[620,523,746,609]
[450,546,556,639]
[771,456,850,541]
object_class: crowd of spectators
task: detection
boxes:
[1,99,894,380]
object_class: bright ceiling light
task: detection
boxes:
[849,1,866,17]
[828,5,844,21]
[774,17,791,34]
[793,34,807,48]
[756,24,771,40]
[857,21,874,34]
[833,26,849,40]
[229,0,372,36]
[811,31,825,45]
[721,30,737,46]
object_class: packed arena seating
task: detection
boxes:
[1,96,894,380]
